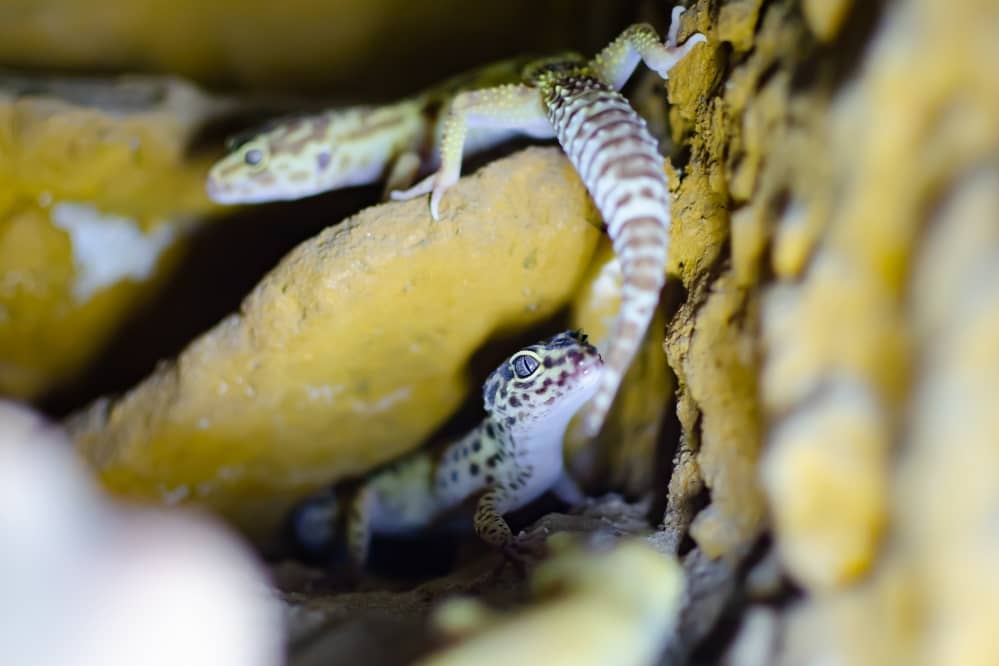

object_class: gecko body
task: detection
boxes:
[290,331,602,566]
[205,58,534,204]
[393,8,706,436]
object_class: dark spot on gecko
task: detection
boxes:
[505,417,516,427]
[462,447,469,459]
[508,396,521,408]
[485,474,494,485]
[472,439,481,452]
[451,470,459,483]
[316,151,331,171]
[469,463,479,476]
[485,423,495,438]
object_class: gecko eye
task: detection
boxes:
[242,144,267,169]
[511,352,541,378]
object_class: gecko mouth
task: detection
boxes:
[570,352,603,384]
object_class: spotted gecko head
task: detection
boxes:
[206,108,380,204]
[483,330,603,426]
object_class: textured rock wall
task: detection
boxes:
[1,0,997,663]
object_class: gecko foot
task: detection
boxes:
[656,5,707,79]
[497,528,551,576]
[389,171,454,221]
[390,174,434,201]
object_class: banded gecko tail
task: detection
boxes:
[543,78,670,437]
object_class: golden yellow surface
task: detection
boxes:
[68,147,601,541]
[0,77,226,399]
[420,538,684,666]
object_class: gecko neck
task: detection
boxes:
[504,411,575,467]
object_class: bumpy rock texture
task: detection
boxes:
[68,148,603,541]
[0,75,228,399]
[2,0,996,663]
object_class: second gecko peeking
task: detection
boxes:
[393,7,706,436]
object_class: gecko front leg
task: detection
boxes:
[474,489,514,548]
[391,84,553,220]
[346,485,377,567]
[591,6,707,90]
[474,489,549,570]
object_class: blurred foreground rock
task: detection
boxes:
[0,400,282,666]
[0,73,229,399]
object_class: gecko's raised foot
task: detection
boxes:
[667,6,686,46]
[665,5,707,55]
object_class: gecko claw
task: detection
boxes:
[390,172,448,220]
[430,189,444,221]
[389,173,435,202]
[500,529,550,574]
[668,6,686,46]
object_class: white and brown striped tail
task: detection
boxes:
[544,76,670,436]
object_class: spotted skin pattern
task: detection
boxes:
[392,7,706,437]
[205,58,535,204]
[293,331,602,566]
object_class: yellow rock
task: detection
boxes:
[420,538,684,666]
[0,75,227,399]
[802,0,854,42]
[67,147,601,542]
[735,0,999,661]
[680,272,765,559]
[760,379,888,589]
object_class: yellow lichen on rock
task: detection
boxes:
[0,76,227,399]
[67,147,601,541]
[420,537,684,666]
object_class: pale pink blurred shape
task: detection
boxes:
[0,400,284,666]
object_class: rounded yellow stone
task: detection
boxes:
[68,147,602,542]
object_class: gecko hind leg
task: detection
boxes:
[381,151,422,201]
[390,84,552,220]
